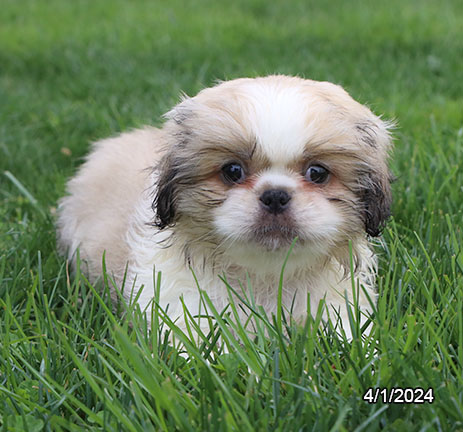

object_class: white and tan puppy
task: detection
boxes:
[58,75,392,338]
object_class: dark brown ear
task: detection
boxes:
[152,156,179,229]
[354,117,394,236]
[362,172,392,237]
[152,99,195,229]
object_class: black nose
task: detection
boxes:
[259,189,291,214]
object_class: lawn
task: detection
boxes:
[1,0,462,430]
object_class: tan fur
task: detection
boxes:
[57,127,165,281]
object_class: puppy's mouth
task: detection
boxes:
[251,223,300,251]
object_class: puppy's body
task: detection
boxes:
[58,76,392,337]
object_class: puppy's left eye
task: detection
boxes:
[221,162,245,184]
[305,165,330,184]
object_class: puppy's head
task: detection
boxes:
[153,76,393,269]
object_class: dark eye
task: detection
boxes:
[305,165,330,184]
[221,162,245,184]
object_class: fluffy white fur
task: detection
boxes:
[58,75,393,339]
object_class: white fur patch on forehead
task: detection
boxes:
[239,83,314,164]
[231,78,332,165]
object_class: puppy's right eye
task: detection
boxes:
[221,163,245,184]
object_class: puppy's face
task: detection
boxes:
[154,76,392,267]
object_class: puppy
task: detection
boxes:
[58,75,392,338]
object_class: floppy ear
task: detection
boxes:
[354,117,394,237]
[361,170,392,237]
[152,98,196,229]
[152,155,179,229]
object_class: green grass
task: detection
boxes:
[1,0,462,430]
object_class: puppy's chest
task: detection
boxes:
[196,268,313,318]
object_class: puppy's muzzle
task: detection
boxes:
[259,189,291,215]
